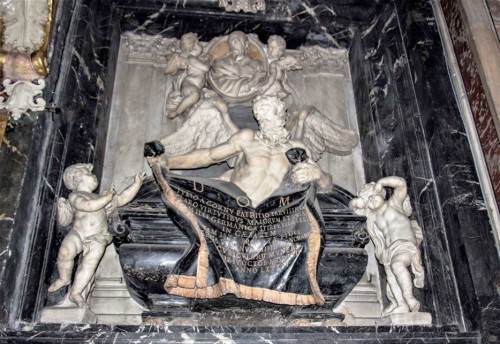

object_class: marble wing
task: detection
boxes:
[402,195,424,245]
[290,106,359,161]
[160,94,238,157]
[56,197,74,227]
[164,52,187,76]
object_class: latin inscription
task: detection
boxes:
[172,183,310,274]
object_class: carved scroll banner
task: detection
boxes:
[151,163,325,306]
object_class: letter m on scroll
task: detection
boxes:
[279,196,290,207]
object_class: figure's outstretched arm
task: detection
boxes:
[159,131,247,170]
[70,189,114,212]
[115,172,146,206]
[375,176,407,205]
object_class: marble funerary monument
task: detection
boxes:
[0,0,499,343]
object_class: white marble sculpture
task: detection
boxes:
[287,105,360,161]
[159,32,359,172]
[160,32,311,119]
[0,78,46,120]
[209,31,266,100]
[262,35,302,99]
[48,163,145,308]
[154,96,358,206]
[160,92,239,156]
[349,176,425,316]
[163,33,210,118]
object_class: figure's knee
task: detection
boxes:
[82,245,106,266]
[187,90,201,102]
[58,244,76,261]
[390,260,409,274]
[181,85,198,97]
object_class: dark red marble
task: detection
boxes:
[442,0,500,208]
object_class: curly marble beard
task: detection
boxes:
[257,124,290,146]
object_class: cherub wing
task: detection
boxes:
[164,52,187,76]
[160,93,238,156]
[57,197,74,227]
[290,106,359,161]
[201,36,223,63]
[402,195,424,245]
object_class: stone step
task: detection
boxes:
[95,314,143,325]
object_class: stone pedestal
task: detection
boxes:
[335,274,382,326]
[88,244,145,325]
[39,306,97,324]
[375,312,433,327]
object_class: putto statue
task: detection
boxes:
[49,163,145,307]
[349,176,425,316]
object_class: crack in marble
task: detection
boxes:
[134,4,167,32]
[417,177,434,199]
[72,49,92,81]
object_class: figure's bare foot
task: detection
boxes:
[48,278,70,292]
[69,292,89,308]
[381,302,398,317]
[383,304,409,316]
[406,297,420,312]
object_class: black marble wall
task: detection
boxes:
[0,0,498,342]
[0,0,119,327]
[349,0,500,340]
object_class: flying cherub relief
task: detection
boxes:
[261,35,302,99]
[164,33,210,118]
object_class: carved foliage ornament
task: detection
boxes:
[218,0,265,13]
[0,79,46,120]
[0,0,49,53]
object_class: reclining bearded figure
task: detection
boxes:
[146,94,360,306]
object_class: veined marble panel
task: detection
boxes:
[441,0,500,209]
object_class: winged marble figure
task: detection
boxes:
[160,97,359,173]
